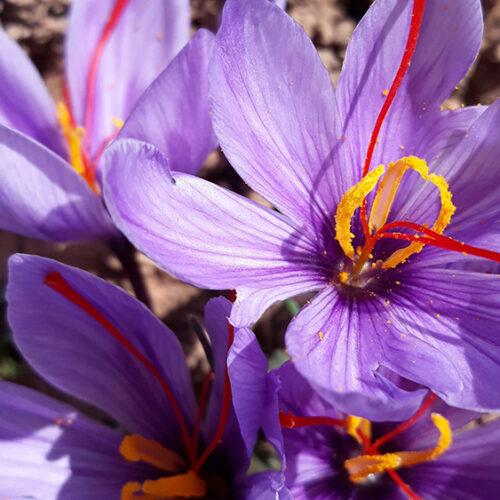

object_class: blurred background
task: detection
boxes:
[0,0,499,408]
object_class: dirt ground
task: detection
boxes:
[1,0,500,396]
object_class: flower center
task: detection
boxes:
[344,413,452,485]
[119,435,206,499]
[334,155,455,284]
[280,393,449,500]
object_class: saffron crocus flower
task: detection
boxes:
[276,362,500,500]
[2,254,289,499]
[104,0,500,420]
[0,0,215,242]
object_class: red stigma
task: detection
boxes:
[279,411,347,429]
[193,321,235,472]
[360,0,427,240]
[43,271,195,464]
[83,0,130,153]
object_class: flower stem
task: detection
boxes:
[110,238,152,309]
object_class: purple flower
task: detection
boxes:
[0,0,215,243]
[276,362,500,500]
[2,254,289,499]
[104,0,500,420]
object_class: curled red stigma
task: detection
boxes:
[43,271,194,464]
[360,0,427,240]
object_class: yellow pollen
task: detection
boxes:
[345,412,452,483]
[335,165,385,259]
[335,156,455,272]
[346,415,372,444]
[57,102,86,177]
[112,117,125,129]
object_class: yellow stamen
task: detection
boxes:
[345,413,452,483]
[334,156,455,271]
[393,413,452,467]
[335,165,385,259]
[120,435,186,473]
[57,102,86,176]
[369,157,428,234]
[345,453,402,482]
[121,482,157,500]
[381,158,455,269]
[142,470,206,498]
[346,415,372,445]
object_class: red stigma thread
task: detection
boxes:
[43,271,195,464]
[280,393,436,500]
[360,0,427,240]
[279,411,347,429]
[83,0,130,152]
[191,370,213,460]
[367,392,437,454]
[193,321,235,472]
[388,469,423,500]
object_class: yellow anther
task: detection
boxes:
[393,413,452,467]
[335,165,385,259]
[346,415,372,445]
[57,102,86,176]
[121,482,156,500]
[120,435,186,473]
[344,413,452,484]
[345,453,402,483]
[335,156,455,272]
[382,160,455,269]
[369,156,429,234]
[142,470,206,498]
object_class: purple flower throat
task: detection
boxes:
[58,0,130,194]
[280,393,443,500]
[44,271,235,499]
[335,0,500,290]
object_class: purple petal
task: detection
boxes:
[0,125,116,242]
[386,266,500,412]
[403,418,500,499]
[285,286,429,422]
[119,29,217,175]
[0,381,149,500]
[227,321,272,458]
[239,471,292,500]
[337,0,482,172]
[210,0,346,223]
[200,297,249,479]
[103,140,324,324]
[65,0,190,156]
[7,254,197,448]
[0,29,66,157]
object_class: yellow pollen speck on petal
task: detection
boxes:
[318,331,324,340]
[382,89,389,96]
[335,165,385,259]
[112,117,124,129]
